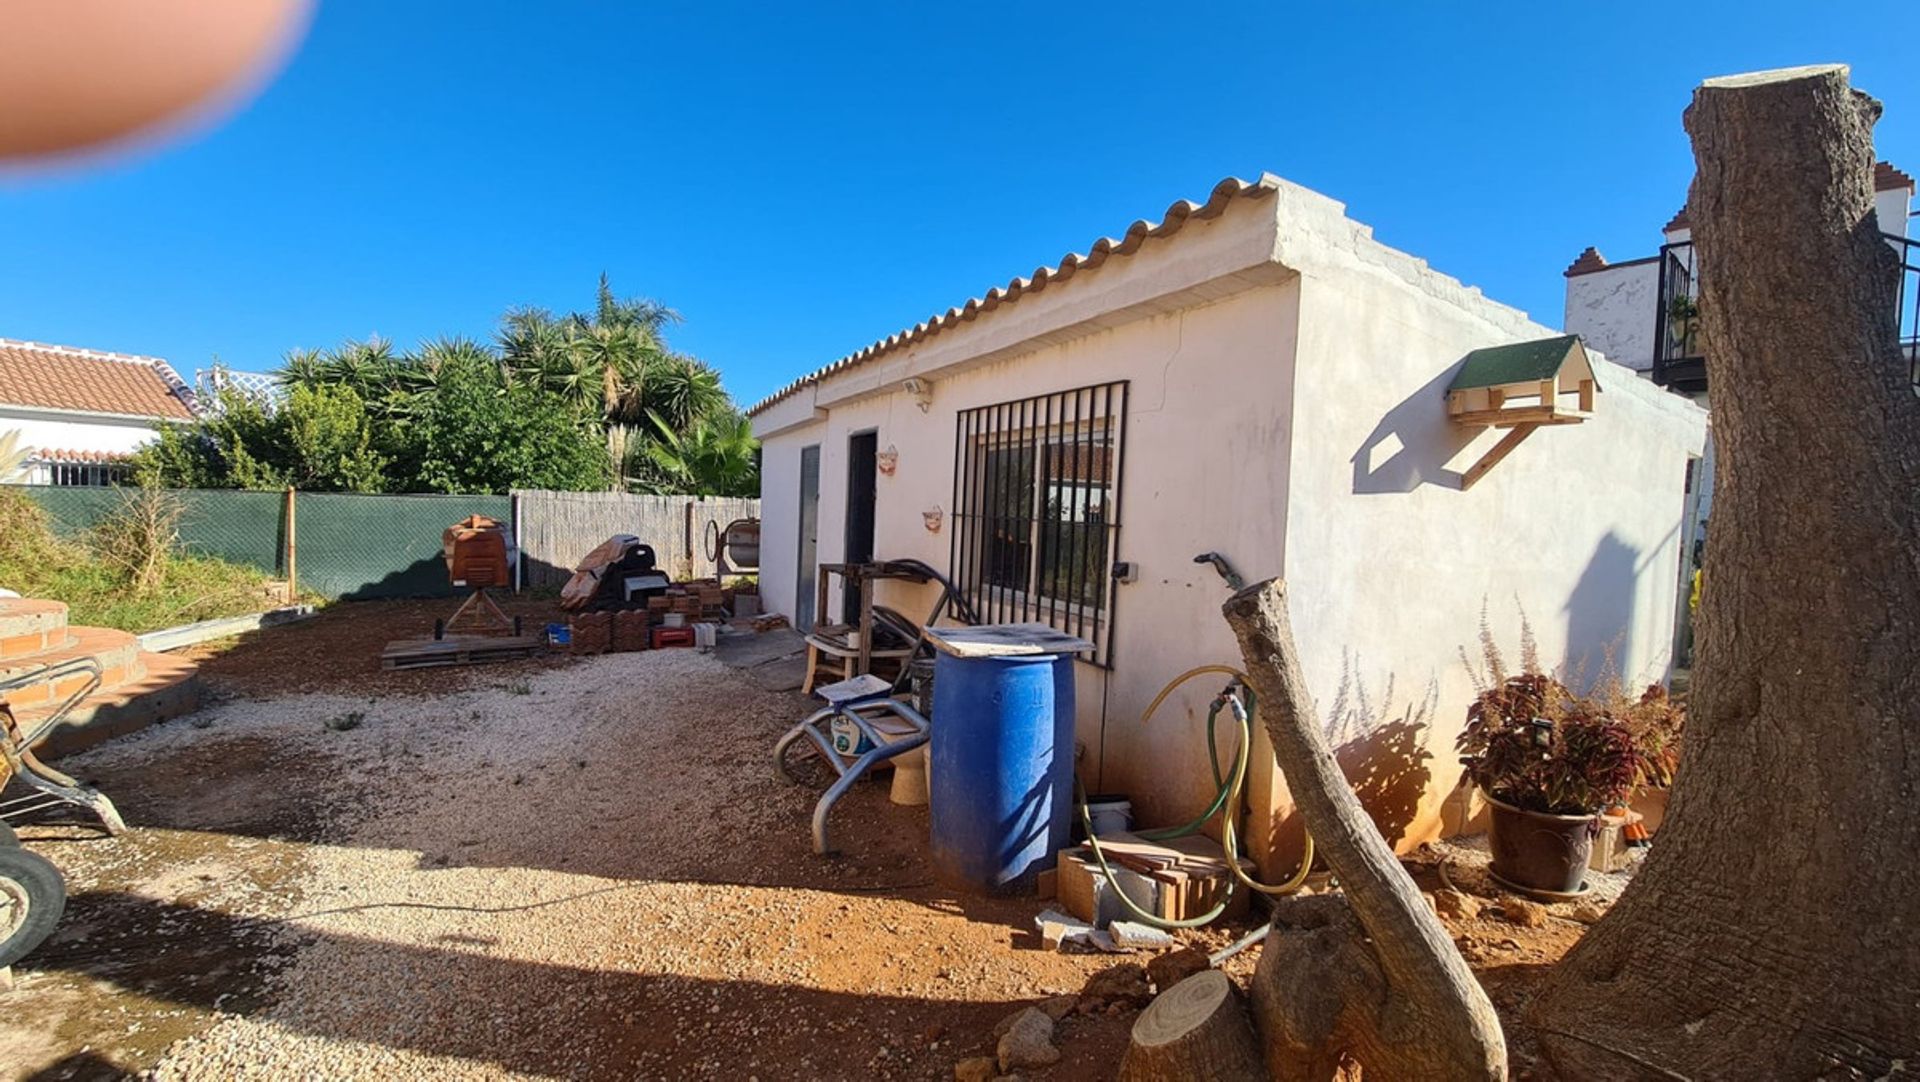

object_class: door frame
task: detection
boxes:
[842,429,880,621]
[795,443,821,631]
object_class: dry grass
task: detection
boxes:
[0,487,281,633]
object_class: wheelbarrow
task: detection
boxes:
[0,656,126,970]
[0,657,127,836]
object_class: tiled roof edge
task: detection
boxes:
[746,175,1282,416]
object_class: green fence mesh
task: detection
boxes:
[294,492,510,600]
[9,486,509,600]
[15,485,286,572]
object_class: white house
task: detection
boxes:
[749,175,1707,875]
[1563,160,1915,399]
[1561,161,1915,663]
[0,338,197,485]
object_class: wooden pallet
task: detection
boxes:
[381,634,543,670]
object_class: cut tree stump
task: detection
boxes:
[1119,970,1265,1082]
[1224,578,1505,1081]
[1530,63,1920,1079]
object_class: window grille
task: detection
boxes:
[50,461,130,487]
[950,381,1127,667]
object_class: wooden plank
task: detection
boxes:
[381,634,542,670]
[925,622,1094,658]
[1459,423,1541,490]
[1448,405,1590,429]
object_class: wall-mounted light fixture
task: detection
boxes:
[902,377,934,413]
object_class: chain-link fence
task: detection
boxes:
[8,485,756,600]
[12,485,286,571]
[295,492,510,599]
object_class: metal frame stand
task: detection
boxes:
[1,658,126,835]
[773,674,929,855]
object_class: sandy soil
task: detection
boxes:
[6,602,1623,1080]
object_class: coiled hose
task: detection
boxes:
[1076,665,1315,928]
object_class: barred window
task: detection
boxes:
[950,381,1127,666]
[51,461,130,487]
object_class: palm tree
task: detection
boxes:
[276,348,326,388]
[0,428,33,483]
[629,409,758,497]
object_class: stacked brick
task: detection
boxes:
[568,612,613,655]
[613,610,652,652]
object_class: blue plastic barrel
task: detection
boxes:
[929,651,1075,894]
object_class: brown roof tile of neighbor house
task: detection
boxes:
[1662,161,1909,236]
[1564,247,1610,276]
[31,447,135,464]
[0,338,195,419]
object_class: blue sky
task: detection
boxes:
[2,2,1914,407]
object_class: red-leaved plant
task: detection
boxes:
[1456,672,1650,816]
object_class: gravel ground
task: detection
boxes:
[8,611,1636,1080]
[9,646,1141,1080]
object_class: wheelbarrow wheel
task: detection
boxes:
[0,846,65,967]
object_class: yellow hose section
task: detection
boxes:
[1142,665,1315,896]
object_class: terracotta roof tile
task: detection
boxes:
[0,339,195,419]
[1662,160,1908,236]
[1564,247,1609,276]
[1877,160,1915,193]
[28,447,135,464]
[747,175,1281,416]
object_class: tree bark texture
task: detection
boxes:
[1120,970,1266,1082]
[1531,64,1920,1080]
[1224,579,1506,1081]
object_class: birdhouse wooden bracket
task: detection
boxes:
[1444,336,1599,490]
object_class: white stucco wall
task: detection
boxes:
[755,200,1304,833]
[753,176,1707,875]
[0,407,163,459]
[1564,260,1659,370]
[1874,185,1911,239]
[1270,181,1706,863]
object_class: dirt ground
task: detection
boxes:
[6,600,1620,1080]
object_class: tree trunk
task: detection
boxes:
[1530,64,1920,1079]
[1223,580,1506,1081]
[1120,970,1266,1082]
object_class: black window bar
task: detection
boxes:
[950,381,1128,668]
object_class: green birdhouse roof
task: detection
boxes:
[1447,335,1596,393]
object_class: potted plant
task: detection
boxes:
[1456,673,1649,894]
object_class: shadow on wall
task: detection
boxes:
[1334,719,1435,848]
[1562,531,1640,691]
[1350,364,1481,494]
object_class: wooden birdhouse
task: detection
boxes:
[1446,334,1599,489]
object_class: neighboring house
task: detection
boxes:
[1563,160,1916,398]
[0,338,197,485]
[749,174,1707,876]
[1561,161,1916,664]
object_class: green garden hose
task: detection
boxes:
[1075,665,1315,929]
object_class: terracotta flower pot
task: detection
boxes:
[1484,792,1597,895]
